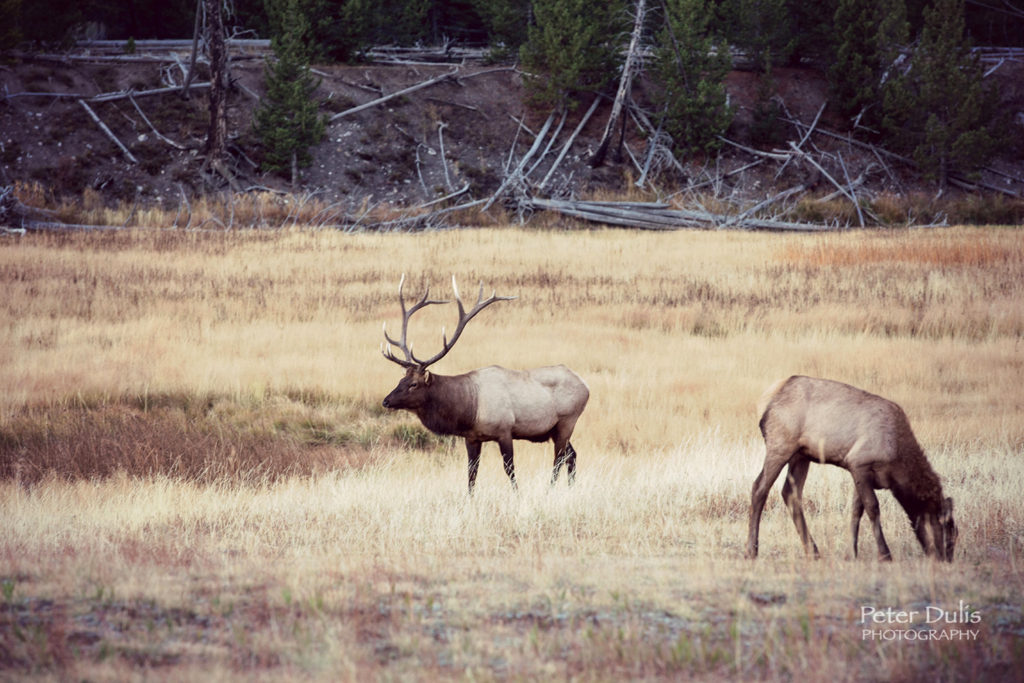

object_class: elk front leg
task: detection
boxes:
[746,455,789,559]
[466,439,481,494]
[850,489,864,558]
[852,471,892,561]
[781,458,819,558]
[498,437,517,490]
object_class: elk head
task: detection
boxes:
[380,274,515,409]
[927,497,957,561]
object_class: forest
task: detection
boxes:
[8,0,1024,49]
[2,0,1023,229]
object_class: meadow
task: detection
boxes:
[1,224,1023,680]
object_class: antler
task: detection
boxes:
[381,273,449,368]
[381,274,516,369]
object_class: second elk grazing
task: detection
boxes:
[746,375,957,562]
[381,275,589,493]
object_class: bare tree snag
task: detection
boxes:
[483,111,557,211]
[437,122,453,191]
[182,0,203,96]
[590,0,646,167]
[203,0,228,163]
[538,96,601,193]
[525,108,568,179]
[201,0,240,190]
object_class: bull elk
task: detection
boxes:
[380,275,589,493]
[746,375,957,562]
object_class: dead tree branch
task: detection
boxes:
[78,100,138,164]
[128,95,188,150]
[537,96,601,193]
[484,111,557,210]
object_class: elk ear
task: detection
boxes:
[423,370,432,385]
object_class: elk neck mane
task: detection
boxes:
[415,371,479,436]
[888,439,945,518]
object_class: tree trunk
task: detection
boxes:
[203,0,228,162]
[590,0,646,168]
[182,0,202,96]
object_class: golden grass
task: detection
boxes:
[1,225,1023,679]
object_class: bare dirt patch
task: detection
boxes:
[3,52,1022,224]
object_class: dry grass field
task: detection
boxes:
[1,224,1023,681]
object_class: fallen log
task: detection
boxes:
[529,198,833,231]
[328,69,458,122]
[78,99,138,164]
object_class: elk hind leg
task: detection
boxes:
[550,423,578,486]
[564,442,577,484]
[781,458,819,558]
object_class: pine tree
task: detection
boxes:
[19,0,82,47]
[784,0,837,63]
[0,0,22,54]
[264,0,370,63]
[653,0,732,156]
[519,0,625,110]
[254,0,327,185]
[471,0,530,49]
[828,0,907,128]
[882,0,1001,188]
[718,0,795,72]
[367,0,430,45]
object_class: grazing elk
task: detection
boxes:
[380,275,589,493]
[746,375,957,562]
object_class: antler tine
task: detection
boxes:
[381,324,416,368]
[382,274,449,368]
[409,275,517,368]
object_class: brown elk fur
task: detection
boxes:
[746,375,957,561]
[381,276,589,493]
[383,364,589,492]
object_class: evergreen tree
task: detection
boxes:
[19,0,82,47]
[0,0,22,54]
[717,0,795,72]
[265,0,370,63]
[471,0,530,49]
[423,0,489,45]
[653,0,732,156]
[882,0,1001,188]
[829,0,907,128]
[519,0,625,110]
[367,0,430,45]
[254,0,327,185]
[783,0,836,63]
